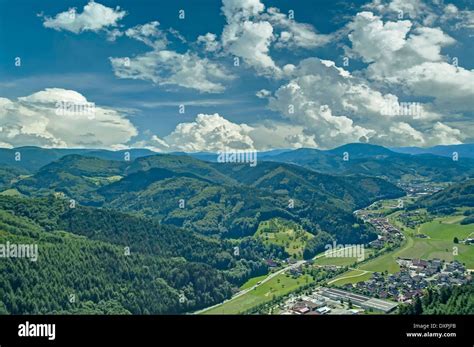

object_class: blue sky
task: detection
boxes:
[0,0,473,151]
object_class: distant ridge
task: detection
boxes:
[1,143,473,173]
[391,143,474,159]
[326,143,399,158]
[0,147,156,171]
[264,143,474,183]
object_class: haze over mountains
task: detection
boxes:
[392,144,474,159]
[265,144,474,183]
[2,143,473,172]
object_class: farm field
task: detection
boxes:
[364,196,417,215]
[405,216,474,268]
[202,203,474,314]
[397,238,474,267]
[314,248,376,267]
[341,212,474,283]
[203,272,314,314]
[354,213,414,275]
[239,275,267,290]
[418,218,474,241]
[329,269,372,286]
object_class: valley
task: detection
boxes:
[0,144,472,315]
[199,191,474,314]
[2,2,474,343]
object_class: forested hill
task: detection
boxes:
[265,143,474,183]
[11,154,404,244]
[0,148,408,314]
[0,147,155,172]
[5,143,474,184]
[414,180,474,212]
[399,282,474,315]
[0,195,284,314]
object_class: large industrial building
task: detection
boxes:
[320,287,398,313]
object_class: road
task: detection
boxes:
[194,259,306,314]
[197,201,420,314]
[237,260,306,296]
[195,247,359,314]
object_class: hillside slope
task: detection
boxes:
[8,155,404,245]
[267,144,474,182]
[415,180,474,211]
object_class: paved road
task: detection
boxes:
[197,203,412,314]
[195,259,306,314]
[233,260,306,298]
[196,247,358,314]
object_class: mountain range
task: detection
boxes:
[0,142,472,314]
[392,144,474,159]
[9,152,403,242]
[2,143,473,174]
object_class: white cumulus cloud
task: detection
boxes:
[109,20,235,93]
[216,0,330,77]
[42,1,126,34]
[136,113,323,152]
[347,11,474,112]
[123,21,168,49]
[0,88,137,148]
[264,7,331,49]
[137,113,255,152]
[110,50,235,93]
[265,57,459,148]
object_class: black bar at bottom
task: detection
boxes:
[0,315,472,346]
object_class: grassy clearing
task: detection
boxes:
[314,248,375,267]
[356,215,413,274]
[255,218,313,259]
[457,246,474,269]
[203,272,314,314]
[0,188,22,196]
[83,175,123,186]
[409,216,474,268]
[359,213,474,273]
[329,269,372,286]
[419,219,473,241]
[397,238,474,268]
[239,275,267,290]
[366,196,417,214]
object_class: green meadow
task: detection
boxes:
[255,218,313,259]
[340,212,474,284]
[203,272,314,314]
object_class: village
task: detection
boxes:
[272,195,472,315]
[272,259,469,315]
[354,209,404,249]
[396,181,446,196]
[342,259,470,303]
